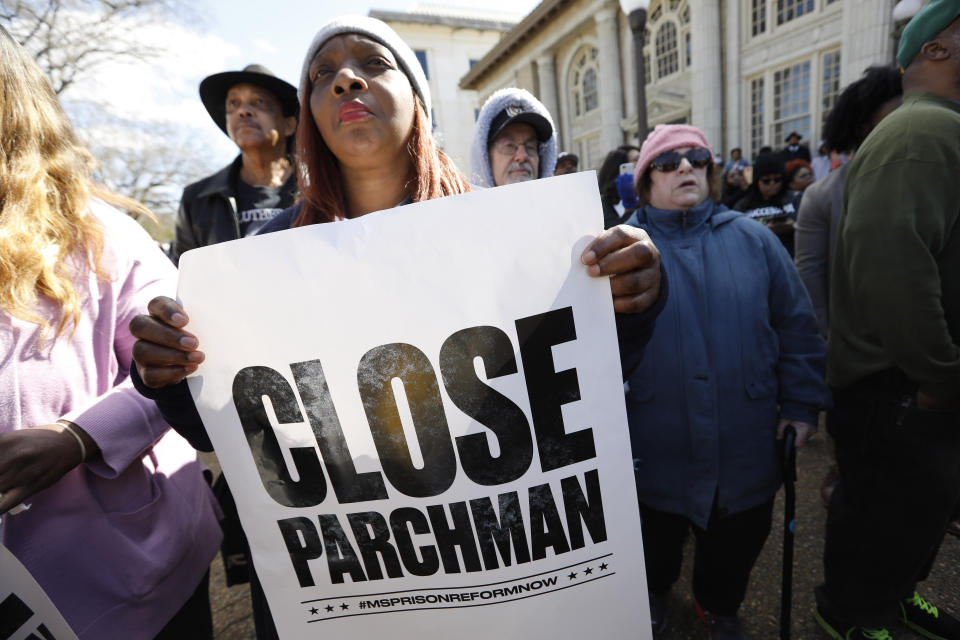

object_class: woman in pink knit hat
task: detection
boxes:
[620,124,830,639]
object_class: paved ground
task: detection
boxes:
[203,430,960,639]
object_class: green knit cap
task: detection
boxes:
[896,0,960,69]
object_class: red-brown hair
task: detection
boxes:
[293,92,470,226]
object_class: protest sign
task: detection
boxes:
[179,172,653,638]
[0,544,78,640]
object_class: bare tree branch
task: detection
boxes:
[84,121,215,214]
[1,0,214,242]
[1,0,190,94]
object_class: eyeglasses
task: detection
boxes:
[492,138,539,158]
[649,147,713,172]
[759,176,783,185]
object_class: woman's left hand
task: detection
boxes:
[581,225,662,314]
[776,418,816,448]
[0,424,95,515]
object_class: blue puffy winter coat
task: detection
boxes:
[623,198,830,528]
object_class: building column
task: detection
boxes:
[723,0,742,157]
[689,0,723,152]
[536,53,561,141]
[596,6,625,151]
[840,0,894,87]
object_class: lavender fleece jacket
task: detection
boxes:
[0,201,222,639]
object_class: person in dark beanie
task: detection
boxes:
[733,152,801,256]
[172,64,299,265]
[814,1,960,638]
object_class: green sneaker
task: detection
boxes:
[900,592,960,640]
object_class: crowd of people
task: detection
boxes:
[1,2,959,640]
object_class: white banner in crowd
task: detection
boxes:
[179,172,653,639]
[0,544,79,640]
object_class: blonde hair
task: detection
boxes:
[0,28,148,341]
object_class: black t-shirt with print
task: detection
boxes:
[234,173,297,237]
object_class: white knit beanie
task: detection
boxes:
[299,15,431,119]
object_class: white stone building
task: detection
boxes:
[459,0,900,169]
[370,4,520,169]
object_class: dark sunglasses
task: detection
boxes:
[759,176,784,185]
[650,147,713,172]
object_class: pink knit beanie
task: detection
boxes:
[634,124,714,183]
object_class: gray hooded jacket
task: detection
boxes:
[469,88,558,188]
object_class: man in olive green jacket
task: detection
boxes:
[814,3,960,640]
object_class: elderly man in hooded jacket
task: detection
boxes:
[469,88,558,188]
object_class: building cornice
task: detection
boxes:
[369,9,518,33]
[459,0,575,90]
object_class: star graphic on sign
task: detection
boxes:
[309,607,319,615]
[599,562,609,571]
[341,603,350,611]
[568,571,578,580]
[584,567,594,575]
[325,605,335,613]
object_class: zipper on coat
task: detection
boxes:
[681,210,688,231]
[228,196,240,239]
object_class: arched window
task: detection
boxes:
[642,0,690,86]
[583,68,598,111]
[655,22,679,78]
[567,46,600,118]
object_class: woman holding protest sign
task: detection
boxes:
[128,15,663,639]
[622,124,829,639]
[0,27,222,639]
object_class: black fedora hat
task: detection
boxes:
[783,131,802,143]
[199,64,299,137]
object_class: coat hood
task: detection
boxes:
[469,88,557,188]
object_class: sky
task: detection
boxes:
[68,1,541,166]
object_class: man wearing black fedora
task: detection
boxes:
[170,64,297,640]
[780,131,812,163]
[171,64,299,265]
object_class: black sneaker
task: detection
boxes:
[649,592,667,634]
[814,586,897,639]
[813,604,894,639]
[702,610,753,640]
[900,592,960,640]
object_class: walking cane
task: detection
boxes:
[780,424,798,640]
